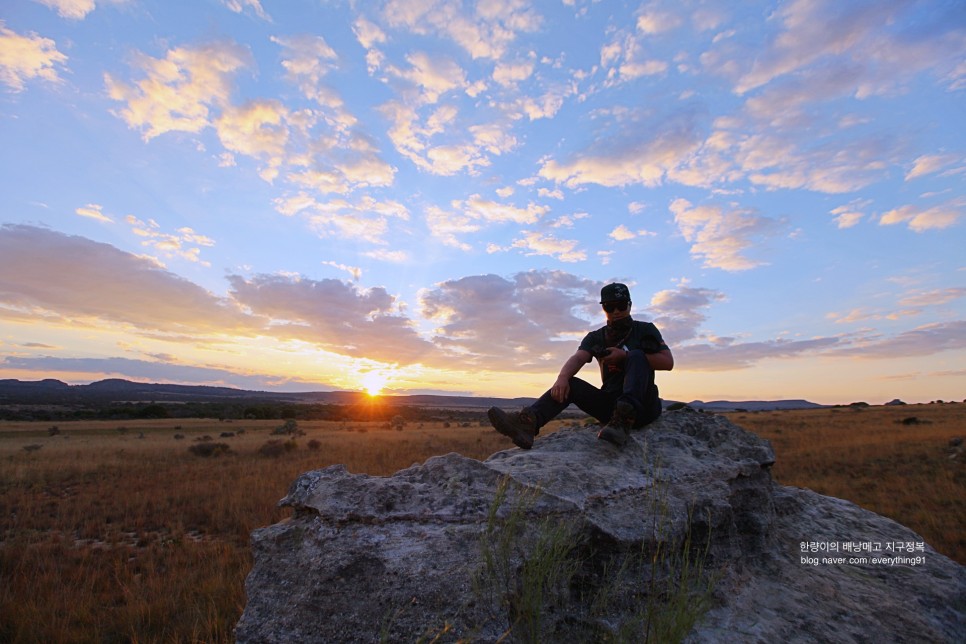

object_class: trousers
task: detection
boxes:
[528,349,661,429]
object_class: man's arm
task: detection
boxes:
[601,346,674,372]
[647,348,674,371]
[550,349,592,403]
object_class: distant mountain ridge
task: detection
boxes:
[0,378,826,412]
[684,399,826,412]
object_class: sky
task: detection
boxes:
[0,0,964,405]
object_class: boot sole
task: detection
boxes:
[487,408,534,449]
[597,426,628,447]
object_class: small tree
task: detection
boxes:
[272,419,300,436]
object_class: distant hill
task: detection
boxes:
[684,399,827,412]
[0,378,537,410]
[0,378,822,412]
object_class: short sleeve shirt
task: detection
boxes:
[579,320,668,394]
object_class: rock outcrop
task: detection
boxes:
[236,410,965,643]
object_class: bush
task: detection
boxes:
[187,442,231,458]
[272,419,302,436]
[258,439,298,458]
[307,439,322,451]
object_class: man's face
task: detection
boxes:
[602,299,631,323]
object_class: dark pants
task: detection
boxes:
[528,350,661,429]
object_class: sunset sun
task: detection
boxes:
[361,371,389,397]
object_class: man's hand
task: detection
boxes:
[550,376,570,403]
[601,346,626,373]
[551,349,592,403]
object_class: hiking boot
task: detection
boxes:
[597,401,636,447]
[487,407,538,450]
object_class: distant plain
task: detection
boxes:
[1,403,963,642]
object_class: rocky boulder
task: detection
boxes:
[236,410,965,643]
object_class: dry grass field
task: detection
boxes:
[723,402,965,567]
[1,403,963,642]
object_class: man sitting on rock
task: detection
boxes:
[488,282,674,448]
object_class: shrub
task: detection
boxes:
[899,417,930,426]
[188,442,231,458]
[258,439,298,458]
[47,426,60,436]
[307,439,322,451]
[272,419,301,436]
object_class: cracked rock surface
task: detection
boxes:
[236,410,965,643]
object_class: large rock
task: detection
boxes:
[236,410,965,643]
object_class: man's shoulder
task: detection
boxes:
[631,320,659,332]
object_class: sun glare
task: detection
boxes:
[361,371,389,397]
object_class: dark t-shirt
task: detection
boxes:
[579,319,668,396]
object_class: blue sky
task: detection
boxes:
[0,0,963,404]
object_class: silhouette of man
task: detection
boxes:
[488,282,673,448]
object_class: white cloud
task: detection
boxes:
[510,231,586,263]
[492,58,534,87]
[222,0,270,21]
[470,122,518,155]
[33,0,96,20]
[75,203,113,223]
[670,198,784,271]
[418,270,598,370]
[609,225,641,241]
[899,287,966,308]
[517,82,574,120]
[459,194,548,224]
[906,154,960,181]
[364,249,409,263]
[879,203,962,232]
[105,41,251,140]
[275,194,409,244]
[125,216,215,266]
[425,205,477,250]
[228,273,434,364]
[392,51,467,104]
[647,285,725,345]
[0,224,243,332]
[322,261,362,281]
[539,109,704,188]
[215,100,289,182]
[829,203,865,229]
[0,23,68,92]
[676,336,841,371]
[353,16,387,51]
[382,0,541,61]
[272,35,342,108]
[636,6,682,35]
[724,0,966,96]
[830,321,966,359]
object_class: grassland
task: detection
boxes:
[722,402,965,566]
[1,403,963,642]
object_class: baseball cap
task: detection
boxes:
[600,282,631,303]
